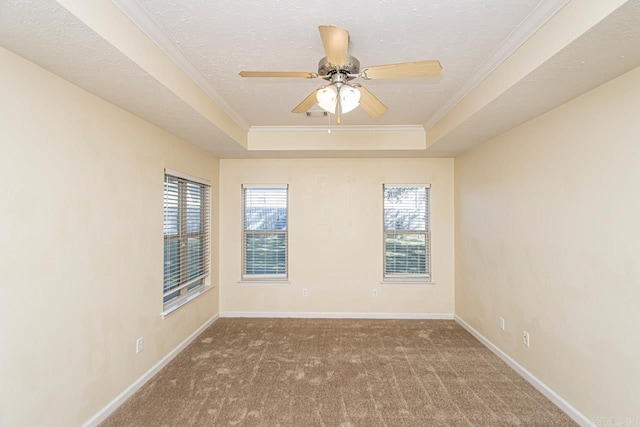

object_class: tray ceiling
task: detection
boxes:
[1,0,638,158]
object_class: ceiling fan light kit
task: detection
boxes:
[316,85,338,114]
[338,85,361,114]
[239,25,442,121]
[316,83,361,115]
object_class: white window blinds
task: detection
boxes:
[163,172,210,307]
[242,185,288,279]
[383,184,431,278]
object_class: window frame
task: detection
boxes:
[241,184,289,282]
[162,169,212,316]
[382,184,432,283]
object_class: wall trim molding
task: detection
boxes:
[248,125,426,135]
[454,315,594,427]
[220,311,454,320]
[82,313,220,427]
[424,0,570,129]
[111,0,569,137]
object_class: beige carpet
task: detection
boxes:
[101,318,576,426]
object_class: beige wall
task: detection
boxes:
[219,158,454,315]
[0,48,219,426]
[7,26,637,425]
[455,66,640,419]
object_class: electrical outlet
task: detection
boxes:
[522,331,530,347]
[373,288,378,297]
[499,317,505,331]
[302,288,308,297]
[136,337,144,354]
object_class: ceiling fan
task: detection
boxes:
[239,25,442,120]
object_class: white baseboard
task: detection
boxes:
[81,312,589,425]
[82,313,219,427]
[220,311,454,320]
[454,315,593,427]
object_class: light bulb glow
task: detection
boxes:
[316,85,338,114]
[339,85,361,114]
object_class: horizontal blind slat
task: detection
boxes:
[163,173,211,301]
[243,187,288,277]
[383,185,430,277]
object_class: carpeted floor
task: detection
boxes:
[101,318,577,426]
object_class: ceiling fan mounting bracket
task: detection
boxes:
[318,56,360,82]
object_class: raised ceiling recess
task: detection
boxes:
[239,25,442,121]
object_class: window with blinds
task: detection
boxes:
[383,184,431,279]
[163,171,211,311]
[242,185,288,280]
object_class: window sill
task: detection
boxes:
[381,280,435,287]
[238,280,290,286]
[161,285,214,318]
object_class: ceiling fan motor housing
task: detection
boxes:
[318,56,360,81]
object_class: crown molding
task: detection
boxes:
[110,0,249,131]
[424,0,570,129]
[110,0,568,136]
[249,125,426,134]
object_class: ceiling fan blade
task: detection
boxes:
[358,86,388,118]
[362,60,442,79]
[318,25,349,66]
[292,89,320,114]
[239,71,317,78]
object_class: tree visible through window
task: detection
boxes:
[242,185,288,279]
[383,185,431,279]
[163,172,210,310]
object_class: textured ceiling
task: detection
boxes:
[427,0,640,156]
[0,0,244,156]
[1,1,638,158]
[133,0,540,126]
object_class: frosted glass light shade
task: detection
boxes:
[316,85,338,114]
[339,85,361,114]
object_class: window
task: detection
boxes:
[242,184,288,280]
[163,170,211,313]
[383,184,431,280]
